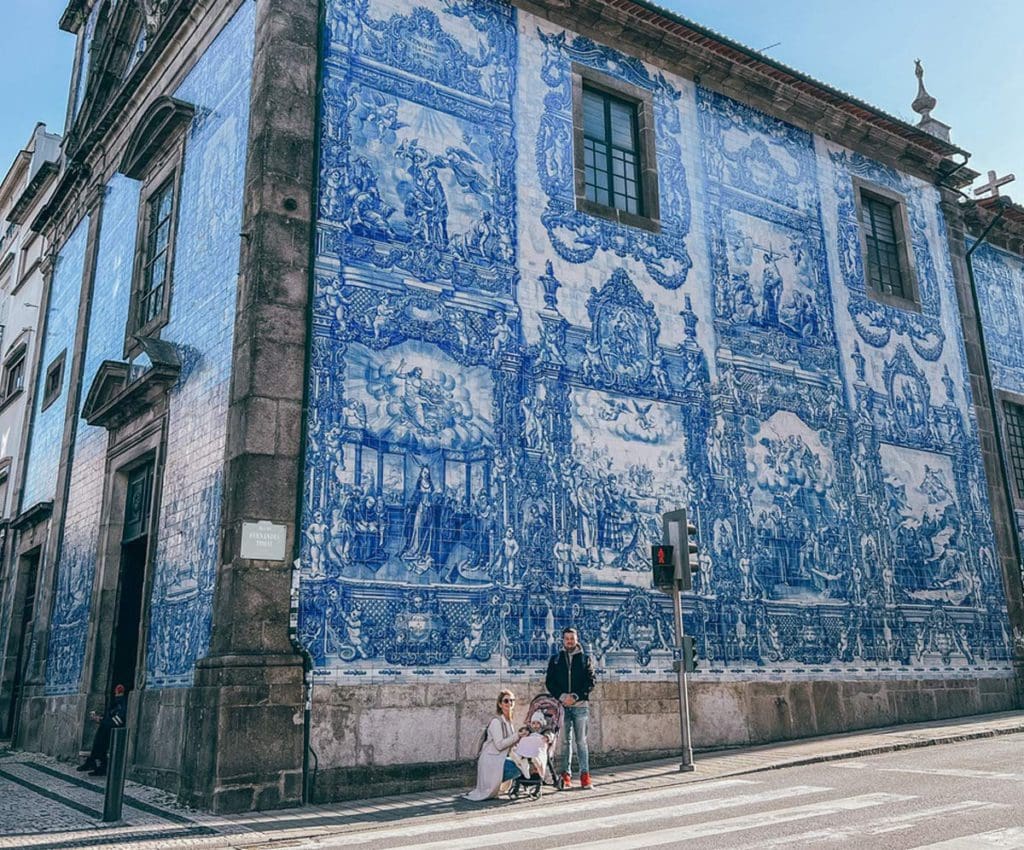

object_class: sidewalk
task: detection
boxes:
[2,709,1023,850]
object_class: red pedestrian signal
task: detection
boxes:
[651,545,675,591]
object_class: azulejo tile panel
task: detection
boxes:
[300,0,1011,686]
[145,0,255,689]
[972,242,1024,398]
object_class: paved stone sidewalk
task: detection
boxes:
[2,710,1023,850]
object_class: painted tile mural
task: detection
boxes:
[145,0,255,688]
[299,0,1012,685]
[40,2,256,693]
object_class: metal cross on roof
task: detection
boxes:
[973,170,1016,199]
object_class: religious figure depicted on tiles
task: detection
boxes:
[300,0,1013,684]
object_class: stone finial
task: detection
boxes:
[911,59,951,142]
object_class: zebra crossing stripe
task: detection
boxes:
[557,792,914,850]
[908,827,1024,849]
[729,800,1008,848]
[305,778,759,847]
[857,766,1024,782]
[360,785,831,850]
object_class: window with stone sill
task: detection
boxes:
[120,97,193,357]
[0,465,9,518]
[854,180,920,310]
[41,349,66,411]
[1,345,26,404]
[125,159,181,353]
[572,64,660,233]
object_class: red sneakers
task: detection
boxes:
[560,772,572,789]
[580,771,593,789]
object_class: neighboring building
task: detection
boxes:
[0,0,1021,815]
[0,123,61,739]
[0,0,293,813]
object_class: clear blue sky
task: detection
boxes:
[1,0,1020,196]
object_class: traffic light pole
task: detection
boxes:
[672,579,695,772]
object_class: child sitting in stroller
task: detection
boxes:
[508,695,563,799]
[517,711,555,777]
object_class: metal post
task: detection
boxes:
[102,726,129,822]
[672,582,695,772]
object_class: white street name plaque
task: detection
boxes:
[240,520,288,561]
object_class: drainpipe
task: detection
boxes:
[289,562,317,804]
[961,196,1024,624]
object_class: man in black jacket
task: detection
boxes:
[545,626,596,789]
[76,684,127,777]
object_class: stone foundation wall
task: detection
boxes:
[308,676,1019,801]
[17,693,87,758]
[130,688,189,793]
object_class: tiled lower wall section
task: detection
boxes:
[308,674,1018,801]
[143,0,255,689]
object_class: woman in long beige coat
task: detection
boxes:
[464,689,525,801]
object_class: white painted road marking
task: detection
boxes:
[297,778,759,847]
[729,800,1009,848]
[909,827,1024,848]
[557,793,914,850]
[832,763,1024,781]
[327,785,831,850]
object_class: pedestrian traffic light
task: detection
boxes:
[651,544,675,592]
[682,634,698,673]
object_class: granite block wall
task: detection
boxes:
[299,0,1012,697]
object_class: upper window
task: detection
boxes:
[125,166,180,351]
[572,66,659,232]
[2,346,26,403]
[120,97,193,356]
[1003,401,1024,500]
[41,350,66,411]
[855,182,919,309]
[583,87,643,215]
[138,178,175,328]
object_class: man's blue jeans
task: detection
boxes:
[558,704,590,775]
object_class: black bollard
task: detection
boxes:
[102,726,129,822]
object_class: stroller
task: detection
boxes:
[507,694,564,800]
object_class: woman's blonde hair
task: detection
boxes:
[495,689,516,714]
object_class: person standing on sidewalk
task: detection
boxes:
[545,626,596,789]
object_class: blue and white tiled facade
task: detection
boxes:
[44,178,136,695]
[298,0,1012,686]
[22,219,89,512]
[38,2,256,694]
[143,0,255,689]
